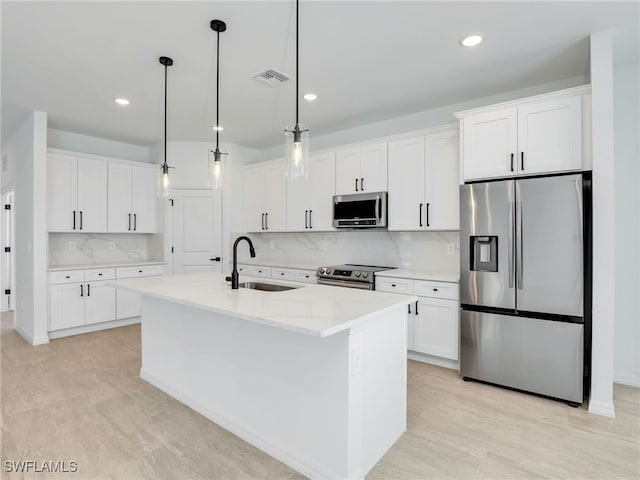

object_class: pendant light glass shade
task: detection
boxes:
[285,123,308,179]
[209,147,224,190]
[210,19,227,190]
[161,163,170,198]
[285,0,309,180]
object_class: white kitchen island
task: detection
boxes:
[111,272,417,480]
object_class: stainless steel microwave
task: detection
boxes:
[332,191,388,229]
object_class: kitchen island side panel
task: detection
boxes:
[139,296,407,479]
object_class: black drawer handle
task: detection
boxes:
[98,273,103,276]
[433,288,438,292]
[280,273,285,276]
[391,284,396,287]
[65,275,70,279]
[138,270,143,273]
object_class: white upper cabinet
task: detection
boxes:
[286,152,336,232]
[335,142,387,195]
[108,163,158,233]
[388,129,459,231]
[245,161,287,232]
[458,88,587,182]
[47,153,108,232]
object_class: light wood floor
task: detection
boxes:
[1,312,639,480]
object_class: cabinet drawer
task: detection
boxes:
[375,277,414,295]
[237,265,271,278]
[272,267,296,281]
[85,268,116,282]
[49,270,85,285]
[293,270,317,284]
[116,265,165,279]
[414,280,459,300]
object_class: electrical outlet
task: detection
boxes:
[447,244,456,256]
[269,241,275,249]
[68,241,76,251]
[109,241,116,250]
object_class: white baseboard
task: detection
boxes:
[408,350,459,371]
[15,324,50,345]
[140,368,344,480]
[588,399,616,418]
[48,317,140,339]
[613,373,640,388]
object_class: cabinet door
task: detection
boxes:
[107,163,133,233]
[245,166,266,232]
[517,96,582,175]
[47,154,77,232]
[408,303,415,351]
[360,142,387,192]
[424,130,460,230]
[387,136,424,231]
[285,173,309,232]
[308,153,336,231]
[77,157,108,232]
[462,107,517,181]
[85,282,116,325]
[116,289,141,319]
[265,163,287,232]
[131,166,158,233]
[50,283,85,330]
[335,148,361,195]
[413,297,459,360]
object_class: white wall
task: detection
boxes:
[260,75,588,159]
[613,60,640,387]
[48,128,150,163]
[1,111,49,345]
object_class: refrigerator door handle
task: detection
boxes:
[508,201,514,288]
[516,200,523,289]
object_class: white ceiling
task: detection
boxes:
[2,1,638,150]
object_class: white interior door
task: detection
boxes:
[172,190,223,274]
[1,189,15,312]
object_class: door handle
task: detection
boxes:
[210,257,221,262]
[375,196,380,222]
[419,203,423,227]
[508,201,514,288]
[73,211,76,230]
[128,214,131,231]
[510,153,514,172]
[426,203,430,227]
[355,178,359,192]
[79,211,83,230]
[361,178,364,191]
[133,213,137,231]
[516,200,523,290]
[521,152,524,171]
[309,210,312,228]
[305,210,308,229]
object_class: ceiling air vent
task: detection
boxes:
[252,69,291,87]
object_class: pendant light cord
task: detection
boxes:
[164,62,168,169]
[295,0,299,126]
[216,29,220,148]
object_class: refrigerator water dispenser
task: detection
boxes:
[470,236,498,272]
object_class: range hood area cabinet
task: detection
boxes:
[286,152,336,231]
[107,162,158,233]
[244,161,287,232]
[456,86,592,182]
[387,128,460,231]
[47,153,108,232]
[335,142,387,195]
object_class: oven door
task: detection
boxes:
[333,192,387,228]
[317,278,373,290]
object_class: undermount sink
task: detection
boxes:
[239,282,300,292]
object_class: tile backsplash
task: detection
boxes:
[233,230,460,272]
[48,233,165,267]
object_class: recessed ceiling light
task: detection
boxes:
[460,33,483,47]
[304,93,317,101]
[114,98,130,105]
[212,125,223,132]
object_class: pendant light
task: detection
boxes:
[159,56,174,198]
[285,0,309,179]
[209,19,228,190]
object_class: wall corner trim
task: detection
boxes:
[14,324,50,346]
[587,399,616,418]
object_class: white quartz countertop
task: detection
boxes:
[110,272,416,338]
[376,269,459,283]
[48,261,166,272]
[235,259,320,271]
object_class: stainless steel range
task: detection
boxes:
[316,264,395,290]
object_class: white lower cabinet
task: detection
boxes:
[116,290,141,320]
[376,275,459,362]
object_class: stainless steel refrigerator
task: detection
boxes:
[459,173,590,405]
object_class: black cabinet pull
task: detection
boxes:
[133,213,137,231]
[408,304,412,314]
[261,213,265,230]
[138,270,143,273]
[391,284,396,287]
[79,211,83,230]
[433,288,438,292]
[210,257,221,262]
[361,178,364,191]
[419,203,423,227]
[128,214,131,231]
[80,284,83,297]
[280,272,285,276]
[265,213,268,230]
[87,284,90,296]
[73,211,76,230]
[521,152,524,171]
[305,210,308,229]
[415,301,419,315]
[309,210,312,228]
[426,203,430,227]
[510,153,514,172]
[65,275,70,279]
[98,273,103,276]
[355,178,359,192]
